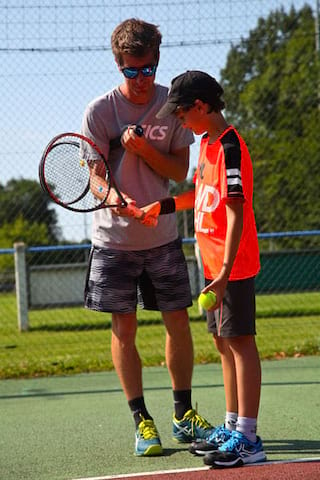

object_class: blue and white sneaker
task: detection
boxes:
[135,417,163,456]
[172,409,214,443]
[189,424,232,455]
[203,430,266,468]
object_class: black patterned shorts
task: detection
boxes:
[84,238,192,313]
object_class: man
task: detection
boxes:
[81,20,213,457]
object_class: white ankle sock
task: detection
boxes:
[236,416,257,442]
[225,411,238,431]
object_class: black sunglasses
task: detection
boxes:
[121,65,157,79]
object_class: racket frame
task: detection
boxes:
[39,132,128,213]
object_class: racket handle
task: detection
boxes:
[110,125,143,150]
[134,125,144,137]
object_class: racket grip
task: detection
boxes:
[134,125,144,137]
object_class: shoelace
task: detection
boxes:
[220,432,243,451]
[139,419,159,440]
[185,410,212,436]
[207,425,227,442]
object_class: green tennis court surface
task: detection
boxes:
[1,356,319,480]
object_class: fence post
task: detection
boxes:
[14,242,29,331]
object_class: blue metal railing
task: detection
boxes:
[0,230,319,255]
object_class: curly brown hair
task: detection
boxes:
[111,18,162,66]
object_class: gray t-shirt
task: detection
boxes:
[81,83,194,250]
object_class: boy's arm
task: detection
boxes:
[140,189,195,224]
[203,200,243,308]
[174,189,195,211]
[221,201,244,277]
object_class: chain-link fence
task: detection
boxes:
[1,1,319,378]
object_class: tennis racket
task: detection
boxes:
[39,128,156,225]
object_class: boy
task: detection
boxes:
[141,70,266,468]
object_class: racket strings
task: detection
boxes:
[40,133,123,213]
[46,141,86,202]
[43,137,103,210]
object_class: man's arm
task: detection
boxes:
[88,160,139,217]
[121,127,189,182]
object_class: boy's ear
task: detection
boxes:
[194,99,206,113]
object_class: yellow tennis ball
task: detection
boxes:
[198,291,217,310]
[80,159,85,167]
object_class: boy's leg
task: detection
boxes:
[209,278,260,421]
[188,336,237,456]
[214,336,238,415]
[203,355,265,467]
[203,279,265,467]
[228,335,261,419]
[203,336,265,466]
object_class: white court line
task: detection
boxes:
[72,466,210,480]
[72,457,320,480]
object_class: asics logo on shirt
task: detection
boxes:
[141,125,168,140]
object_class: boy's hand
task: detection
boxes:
[111,195,158,227]
[140,201,161,226]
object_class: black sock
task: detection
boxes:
[173,389,192,419]
[128,396,152,428]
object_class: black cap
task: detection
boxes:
[156,70,224,119]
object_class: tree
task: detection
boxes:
[0,215,50,273]
[220,5,320,244]
[0,178,61,243]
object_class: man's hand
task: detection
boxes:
[121,125,145,155]
[110,193,158,227]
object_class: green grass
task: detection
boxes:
[0,292,319,379]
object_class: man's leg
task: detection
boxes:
[163,309,214,442]
[111,312,142,400]
[162,309,193,391]
[111,311,162,456]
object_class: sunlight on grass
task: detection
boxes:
[0,292,319,378]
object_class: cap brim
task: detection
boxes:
[156,101,178,119]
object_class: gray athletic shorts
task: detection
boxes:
[84,238,192,313]
[206,277,256,337]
